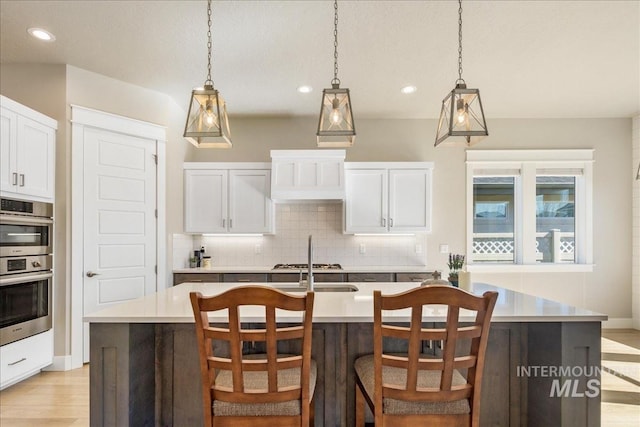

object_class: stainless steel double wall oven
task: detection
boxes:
[0,197,53,346]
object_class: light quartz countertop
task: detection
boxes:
[84,282,607,324]
[173,266,434,273]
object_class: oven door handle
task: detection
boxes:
[0,214,53,225]
[0,272,53,285]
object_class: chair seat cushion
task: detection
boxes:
[354,354,471,415]
[213,357,317,417]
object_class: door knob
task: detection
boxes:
[86,271,100,277]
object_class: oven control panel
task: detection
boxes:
[0,255,52,276]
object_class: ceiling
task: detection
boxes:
[1,0,639,119]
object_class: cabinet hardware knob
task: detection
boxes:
[390,218,394,227]
[382,218,386,227]
[19,174,25,187]
[12,173,17,185]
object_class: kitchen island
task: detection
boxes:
[85,282,606,427]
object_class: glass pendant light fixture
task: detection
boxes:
[184,0,232,148]
[317,0,355,147]
[435,0,488,147]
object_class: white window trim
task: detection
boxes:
[466,149,594,273]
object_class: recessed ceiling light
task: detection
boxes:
[297,85,313,94]
[27,28,55,42]
[401,85,417,94]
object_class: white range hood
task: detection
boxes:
[270,150,345,202]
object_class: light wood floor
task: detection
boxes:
[0,363,89,426]
[0,329,638,426]
[601,329,640,426]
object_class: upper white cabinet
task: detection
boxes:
[0,96,57,202]
[270,150,345,201]
[184,163,273,234]
[344,163,433,234]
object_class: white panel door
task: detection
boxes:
[0,107,17,194]
[16,116,55,199]
[83,127,157,359]
[229,170,272,233]
[388,169,432,232]
[344,169,388,233]
[184,170,228,233]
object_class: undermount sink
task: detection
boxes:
[274,284,359,293]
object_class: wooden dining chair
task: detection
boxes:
[190,286,316,427]
[354,285,498,427]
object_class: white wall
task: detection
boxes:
[633,116,639,329]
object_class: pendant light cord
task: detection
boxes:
[205,0,214,87]
[457,0,465,85]
[332,0,340,85]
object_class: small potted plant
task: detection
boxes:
[447,253,465,287]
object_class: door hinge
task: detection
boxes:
[155,265,157,274]
[152,154,158,165]
[155,209,158,218]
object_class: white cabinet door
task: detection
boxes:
[16,116,55,199]
[389,169,432,232]
[344,169,388,233]
[184,170,227,233]
[0,107,17,194]
[0,100,56,202]
[229,170,273,233]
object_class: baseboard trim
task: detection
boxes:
[44,355,73,371]
[602,318,633,329]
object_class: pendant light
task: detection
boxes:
[184,0,232,148]
[317,0,355,147]
[435,0,488,147]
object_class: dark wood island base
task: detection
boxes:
[90,320,601,427]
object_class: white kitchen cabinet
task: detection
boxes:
[344,163,433,234]
[184,163,273,234]
[344,169,388,233]
[270,150,345,201]
[0,96,56,202]
[0,330,53,390]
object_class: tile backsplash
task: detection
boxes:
[173,203,428,268]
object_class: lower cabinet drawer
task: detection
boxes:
[313,273,345,283]
[270,273,345,283]
[395,272,433,283]
[1,329,53,390]
[347,273,394,282]
[173,273,221,285]
[222,273,268,283]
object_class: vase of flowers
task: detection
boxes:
[447,253,465,287]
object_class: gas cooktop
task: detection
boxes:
[273,263,342,270]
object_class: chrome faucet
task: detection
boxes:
[307,235,314,291]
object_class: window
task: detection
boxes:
[466,150,593,271]
[473,177,515,263]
